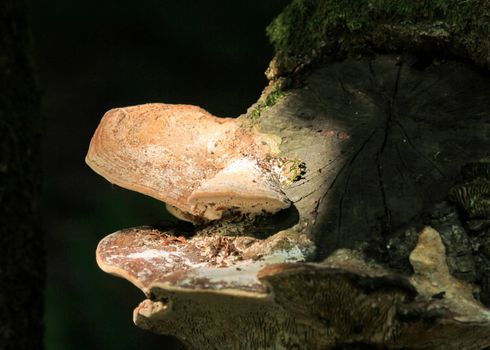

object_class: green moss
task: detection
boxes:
[265,88,287,107]
[247,81,288,124]
[267,0,490,77]
[250,104,265,121]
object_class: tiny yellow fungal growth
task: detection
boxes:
[283,158,307,185]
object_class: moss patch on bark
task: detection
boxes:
[266,0,490,78]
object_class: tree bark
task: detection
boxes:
[0,1,44,349]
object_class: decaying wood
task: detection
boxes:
[256,55,490,260]
[88,53,490,349]
[87,15,490,350]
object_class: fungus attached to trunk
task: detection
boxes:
[86,0,490,346]
[188,158,291,221]
[95,226,490,349]
[85,103,290,222]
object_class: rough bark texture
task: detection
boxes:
[0,1,44,349]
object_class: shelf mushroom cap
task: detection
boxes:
[189,158,291,220]
[96,226,490,349]
[86,103,290,221]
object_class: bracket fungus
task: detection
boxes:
[95,226,490,349]
[87,54,490,348]
[86,103,290,222]
[449,157,490,219]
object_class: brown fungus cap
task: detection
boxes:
[96,226,311,296]
[86,103,290,221]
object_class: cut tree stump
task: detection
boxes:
[92,54,490,349]
[89,1,490,348]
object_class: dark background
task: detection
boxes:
[27,1,288,348]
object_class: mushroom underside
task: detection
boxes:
[96,226,490,350]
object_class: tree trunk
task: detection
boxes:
[0,1,44,349]
[92,1,490,349]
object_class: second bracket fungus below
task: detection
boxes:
[86,103,291,222]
